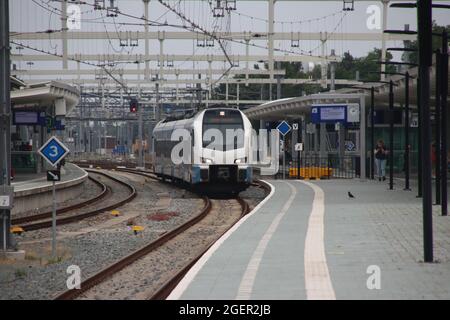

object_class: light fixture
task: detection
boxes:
[343,0,354,11]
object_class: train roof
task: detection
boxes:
[159,107,242,124]
[161,109,197,123]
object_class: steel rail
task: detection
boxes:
[150,180,271,300]
[54,170,269,300]
[18,170,137,231]
[54,195,211,300]
[11,175,107,225]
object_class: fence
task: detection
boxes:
[276,155,360,180]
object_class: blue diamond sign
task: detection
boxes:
[276,121,292,136]
[38,136,70,166]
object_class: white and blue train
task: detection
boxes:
[152,107,253,193]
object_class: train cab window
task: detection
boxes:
[202,109,244,151]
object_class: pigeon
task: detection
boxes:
[348,191,355,198]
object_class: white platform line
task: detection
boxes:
[167,180,276,300]
[300,180,336,300]
[235,181,297,300]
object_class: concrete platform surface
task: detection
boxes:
[12,163,87,194]
[169,179,450,300]
[11,163,88,215]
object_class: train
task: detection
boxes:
[152,107,253,193]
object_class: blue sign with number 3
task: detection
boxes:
[38,136,69,166]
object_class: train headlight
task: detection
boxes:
[201,157,213,164]
[234,157,247,164]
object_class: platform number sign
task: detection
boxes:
[0,186,13,210]
[276,121,292,136]
[38,136,69,167]
[294,143,303,151]
[0,196,10,209]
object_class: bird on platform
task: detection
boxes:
[348,191,355,198]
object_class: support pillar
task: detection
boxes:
[418,0,433,262]
[360,94,366,180]
[380,0,389,81]
[61,0,68,69]
[0,0,12,250]
[268,0,274,100]
[245,38,250,87]
[338,123,345,158]
[319,123,327,158]
[143,0,150,81]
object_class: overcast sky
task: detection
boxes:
[9,0,450,82]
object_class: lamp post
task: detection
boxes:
[344,85,376,180]
[0,0,12,252]
[377,60,420,195]
[397,0,434,263]
[375,70,415,191]
[390,0,450,263]
[368,72,399,190]
[388,80,394,190]
[435,50,441,205]
[440,30,448,216]
[370,86,375,180]
[417,0,434,263]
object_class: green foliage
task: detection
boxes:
[334,48,395,82]
[46,256,63,265]
[402,22,450,64]
[14,269,27,279]
[212,45,408,101]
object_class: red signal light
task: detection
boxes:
[129,98,138,113]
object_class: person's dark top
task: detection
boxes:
[375,145,387,160]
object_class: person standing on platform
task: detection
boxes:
[375,139,388,181]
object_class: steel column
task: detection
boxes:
[435,51,441,204]
[404,72,411,190]
[441,31,449,216]
[360,94,366,180]
[418,0,433,263]
[0,0,11,251]
[380,0,389,81]
[389,80,394,190]
[371,86,375,180]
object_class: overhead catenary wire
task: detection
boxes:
[23,0,336,59]
[13,0,352,94]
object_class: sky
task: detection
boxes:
[9,0,450,83]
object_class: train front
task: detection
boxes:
[192,108,253,194]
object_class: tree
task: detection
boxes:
[212,47,398,101]
[402,22,450,64]
[334,48,395,83]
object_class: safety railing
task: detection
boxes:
[276,155,360,179]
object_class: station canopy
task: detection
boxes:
[10,77,80,115]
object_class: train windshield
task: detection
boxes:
[202,109,244,151]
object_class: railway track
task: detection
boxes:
[150,196,250,300]
[150,181,271,300]
[14,170,137,232]
[54,169,268,300]
[54,194,213,300]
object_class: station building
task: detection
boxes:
[244,62,449,179]
[10,76,80,176]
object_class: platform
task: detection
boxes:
[169,179,450,300]
[11,163,88,215]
